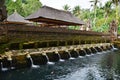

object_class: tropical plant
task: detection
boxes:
[6,0,42,17]
[63,4,71,11]
[111,0,120,24]
[103,1,112,18]
[90,0,100,27]
[22,0,42,17]
[102,1,112,24]
[5,0,120,34]
[6,0,24,15]
[72,5,81,17]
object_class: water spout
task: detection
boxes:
[1,62,8,71]
[66,50,75,60]
[74,48,80,57]
[88,48,93,55]
[29,57,40,68]
[83,49,91,56]
[100,47,107,53]
[94,47,98,52]
[99,47,103,52]
[55,50,65,62]
[57,53,65,62]
[45,55,55,65]
[83,49,87,55]
[111,45,118,50]
[26,52,40,68]
[100,46,106,53]
[94,47,102,54]
[9,60,15,69]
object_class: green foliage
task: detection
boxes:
[5,0,120,33]
[63,0,120,33]
[68,26,80,30]
[63,4,71,11]
[72,5,81,17]
[0,43,10,54]
[6,0,24,15]
[6,0,42,17]
[22,0,42,17]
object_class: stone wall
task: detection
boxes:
[0,23,110,53]
[0,43,114,72]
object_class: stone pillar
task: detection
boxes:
[86,20,92,31]
[80,25,83,30]
[109,20,118,42]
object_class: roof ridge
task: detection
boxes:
[42,5,71,14]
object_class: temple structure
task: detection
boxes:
[26,6,85,26]
[0,3,114,71]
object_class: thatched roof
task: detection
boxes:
[26,6,85,25]
[6,11,30,24]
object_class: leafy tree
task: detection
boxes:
[63,4,71,11]
[80,9,91,20]
[102,1,112,25]
[6,0,42,17]
[5,0,120,34]
[72,5,81,17]
[22,0,27,3]
[6,0,24,16]
[103,1,112,18]
[22,0,42,17]
[111,0,120,24]
[90,0,100,27]
[5,0,10,5]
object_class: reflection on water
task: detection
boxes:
[0,50,120,80]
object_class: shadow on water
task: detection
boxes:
[0,50,120,80]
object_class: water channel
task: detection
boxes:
[0,49,120,80]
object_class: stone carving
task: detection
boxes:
[109,20,118,42]
[86,20,91,31]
